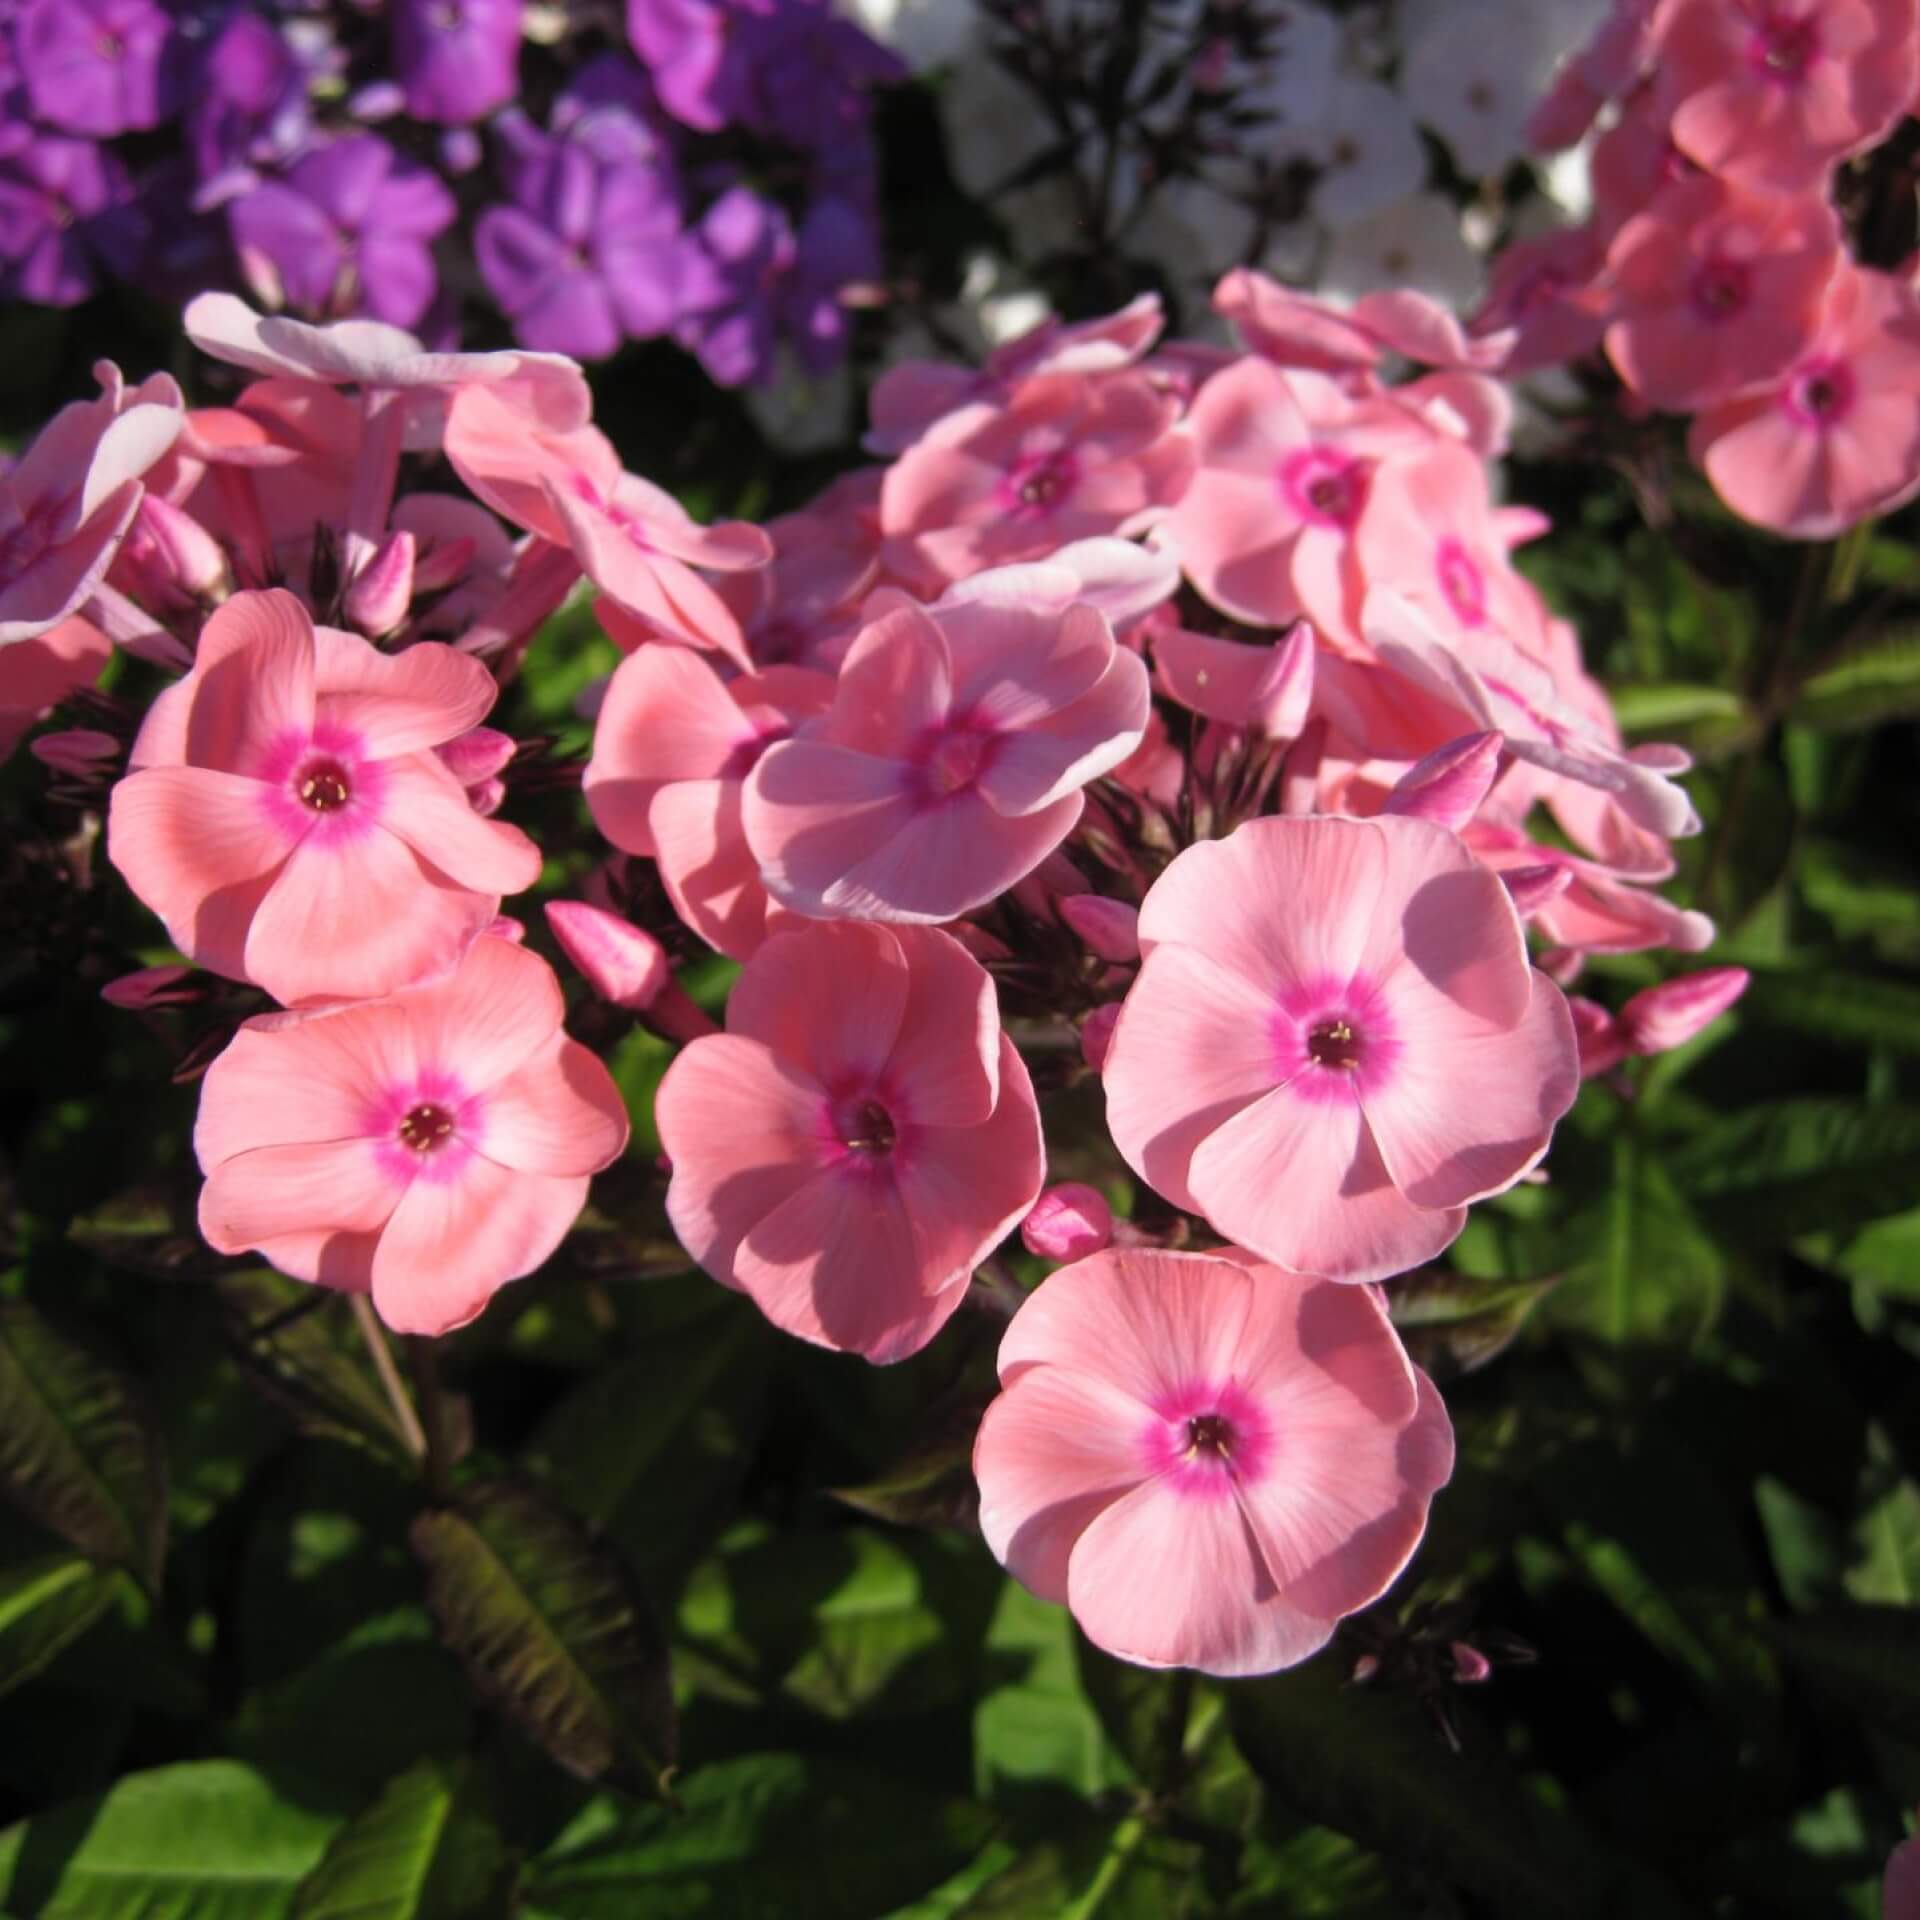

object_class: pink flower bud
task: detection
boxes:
[135,494,228,599]
[437,726,516,786]
[413,533,479,593]
[467,777,506,818]
[30,729,120,777]
[1021,1183,1115,1261]
[545,900,670,1012]
[1450,1641,1493,1684]
[1569,997,1627,1077]
[1251,620,1315,741]
[101,964,206,1009]
[1537,946,1583,987]
[1384,731,1504,833]
[1080,1001,1123,1073]
[1350,1652,1381,1684]
[484,915,527,945]
[1617,967,1750,1058]
[344,530,416,638]
[1057,894,1141,964]
[1501,863,1573,917]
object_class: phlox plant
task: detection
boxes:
[3,3,1920,1915]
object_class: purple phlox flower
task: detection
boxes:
[134,158,236,301]
[730,0,901,150]
[625,0,734,132]
[0,134,147,303]
[186,10,309,195]
[551,51,671,167]
[474,126,685,359]
[15,0,177,138]
[675,182,793,387]
[779,193,879,373]
[227,131,455,329]
[391,0,521,126]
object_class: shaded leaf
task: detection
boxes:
[1742,969,1920,1059]
[0,1299,166,1588]
[522,1753,997,1920]
[1795,625,1920,732]
[291,1758,514,1920]
[411,1478,674,1802]
[1768,1606,1920,1742]
[1608,683,1747,732]
[1387,1269,1558,1380]
[0,1759,340,1919]
[0,1554,124,1700]
[940,1816,1206,1919]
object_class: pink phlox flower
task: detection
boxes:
[1654,0,1919,195]
[1528,0,1661,149]
[973,1247,1455,1675]
[108,588,541,1007]
[714,480,885,673]
[1603,175,1843,411]
[1211,269,1513,376]
[0,362,183,644]
[1472,227,1612,377]
[0,614,112,761]
[878,370,1193,592]
[1151,616,1315,738]
[1464,820,1716,954]
[742,581,1150,923]
[1104,814,1581,1283]
[655,920,1046,1363]
[585,642,833,958]
[194,934,628,1334]
[1690,262,1920,538]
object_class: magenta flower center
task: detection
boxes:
[1785,355,1854,427]
[1280,448,1369,531]
[1274,973,1402,1101]
[1142,1379,1274,1497]
[1001,448,1080,518]
[910,722,1000,804]
[1748,13,1817,83]
[830,1092,897,1157]
[298,759,352,812]
[397,1102,458,1153]
[1306,1018,1360,1069]
[1435,536,1487,628]
[1689,258,1751,322]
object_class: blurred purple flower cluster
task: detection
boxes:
[0,0,899,384]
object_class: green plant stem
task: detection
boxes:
[409,1336,454,1501]
[349,1294,426,1463]
[1152,1667,1195,1802]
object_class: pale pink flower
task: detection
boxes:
[0,363,183,644]
[443,383,771,664]
[108,590,540,1007]
[1603,176,1842,411]
[878,371,1192,591]
[1690,264,1920,539]
[974,1247,1454,1675]
[0,615,111,761]
[656,921,1045,1363]
[195,935,627,1335]
[743,587,1149,923]
[1655,0,1919,195]
[1105,815,1580,1283]
[1021,1183,1114,1261]
[584,644,833,958]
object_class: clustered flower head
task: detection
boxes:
[1503,0,1920,538]
[12,216,1748,1679]
[0,0,900,385]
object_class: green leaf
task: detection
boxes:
[1795,624,1920,732]
[1768,1606,1920,1742]
[1846,1466,1920,1608]
[1230,1655,1695,1920]
[937,1817,1206,1919]
[522,1753,997,1920]
[291,1758,514,1920]
[411,1478,675,1802]
[0,1299,166,1588]
[1607,682,1748,733]
[1386,1269,1558,1380]
[0,1759,341,1919]
[0,1553,123,1699]
[1671,1100,1920,1242]
[1742,970,1920,1058]
[216,1272,417,1463]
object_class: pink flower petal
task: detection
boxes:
[647,777,780,959]
[376,756,542,895]
[478,1032,630,1177]
[975,646,1150,817]
[311,634,500,759]
[725,920,910,1090]
[199,1137,399,1252]
[183,589,317,776]
[194,1014,397,1165]
[399,932,568,1093]
[886,926,1002,1127]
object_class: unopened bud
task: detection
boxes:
[467,777,506,817]
[1501,863,1572,917]
[1057,894,1140,965]
[1385,731,1504,833]
[483,915,526,945]
[101,963,206,1009]
[1080,1002,1122,1073]
[1568,997,1627,1077]
[1450,1641,1492,1684]
[414,533,479,594]
[545,900,670,1012]
[1350,1653,1381,1685]
[135,494,228,600]
[1021,1183,1115,1262]
[1617,966,1749,1057]
[438,726,516,786]
[344,530,416,638]
[31,729,120,778]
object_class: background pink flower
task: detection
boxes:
[0,614,111,761]
[195,935,628,1335]
[1105,814,1580,1282]
[108,589,540,1007]
[974,1248,1454,1675]
[656,921,1045,1363]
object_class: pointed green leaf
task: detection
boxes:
[1742,971,1920,1058]
[0,1553,124,1700]
[291,1758,514,1920]
[411,1478,675,1802]
[1795,624,1920,732]
[0,1299,166,1588]
[1387,1269,1558,1380]
[0,1760,341,1920]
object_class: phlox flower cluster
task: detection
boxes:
[0,0,897,385]
[1502,0,1920,537]
[11,260,1748,1678]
